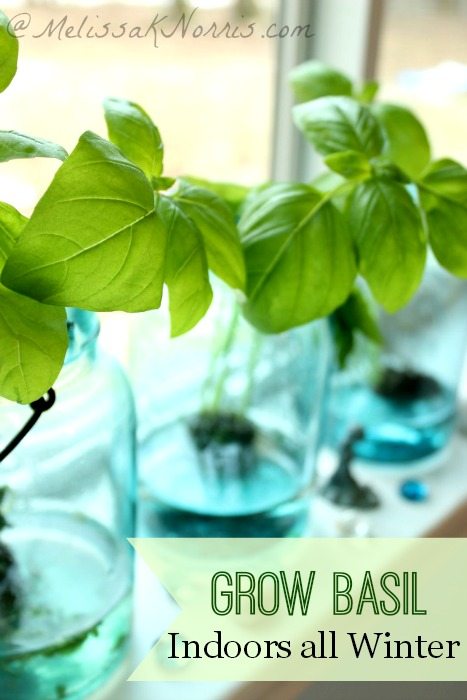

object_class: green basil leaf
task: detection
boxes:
[157,195,212,336]
[310,171,354,212]
[182,176,251,218]
[104,98,164,180]
[289,61,353,104]
[371,103,431,180]
[348,178,426,311]
[324,150,371,179]
[330,315,353,370]
[341,288,381,343]
[173,179,245,291]
[152,176,176,191]
[421,158,467,204]
[239,183,356,333]
[0,131,67,163]
[371,158,410,183]
[331,287,382,367]
[0,11,18,93]
[310,171,346,193]
[0,201,27,266]
[2,131,166,311]
[0,286,67,404]
[357,80,380,104]
[293,96,384,158]
[419,159,467,276]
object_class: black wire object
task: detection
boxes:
[0,389,56,463]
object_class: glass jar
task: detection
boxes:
[0,310,136,700]
[326,260,467,464]
[129,285,331,538]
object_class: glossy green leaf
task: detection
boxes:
[0,202,27,265]
[152,176,176,191]
[310,171,354,213]
[358,80,379,104]
[331,287,382,368]
[293,96,384,158]
[289,61,353,104]
[0,131,67,163]
[340,288,381,342]
[324,150,371,179]
[348,178,426,312]
[157,195,212,336]
[104,98,164,180]
[0,287,67,404]
[239,183,357,333]
[371,103,431,180]
[0,11,18,93]
[0,200,65,404]
[419,159,467,276]
[2,131,166,311]
[173,179,245,291]
[371,159,409,183]
[182,176,251,218]
[310,171,346,193]
[421,158,467,204]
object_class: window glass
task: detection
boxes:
[0,0,280,212]
[377,0,467,162]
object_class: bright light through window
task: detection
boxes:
[377,0,467,163]
[0,0,280,213]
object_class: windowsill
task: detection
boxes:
[95,430,467,700]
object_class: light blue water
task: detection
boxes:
[0,513,132,700]
[140,420,309,537]
[328,381,456,463]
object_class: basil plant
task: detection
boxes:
[1,13,466,406]
[0,12,244,404]
[284,61,467,361]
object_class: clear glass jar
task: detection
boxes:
[0,310,136,700]
[129,285,331,538]
[326,260,467,464]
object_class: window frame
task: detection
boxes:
[271,0,384,181]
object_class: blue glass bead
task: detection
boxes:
[400,480,430,502]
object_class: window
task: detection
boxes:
[376,0,467,162]
[0,0,281,213]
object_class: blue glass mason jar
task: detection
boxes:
[0,310,136,700]
[129,285,331,538]
[326,260,467,464]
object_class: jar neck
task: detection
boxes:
[50,310,100,393]
[65,309,99,365]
